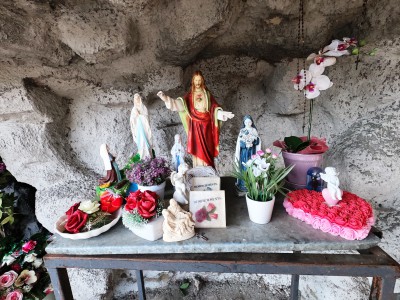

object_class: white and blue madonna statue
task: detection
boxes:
[130,93,153,159]
[235,115,261,192]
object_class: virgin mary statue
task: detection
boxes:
[235,115,261,191]
[130,93,153,159]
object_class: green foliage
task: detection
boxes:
[179,280,190,296]
[83,211,113,231]
[0,192,16,236]
[119,153,141,180]
[283,136,309,153]
[232,152,293,201]
[368,48,378,56]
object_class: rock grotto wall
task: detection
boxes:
[0,0,399,299]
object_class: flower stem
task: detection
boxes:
[307,99,314,141]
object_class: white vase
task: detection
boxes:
[137,181,166,200]
[245,194,275,224]
[130,215,164,241]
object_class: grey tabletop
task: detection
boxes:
[46,177,381,255]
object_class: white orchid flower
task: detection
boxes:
[323,39,350,57]
[303,63,333,99]
[242,159,252,168]
[258,159,270,172]
[307,52,336,67]
[252,166,262,177]
[343,37,358,47]
[292,69,311,91]
[304,77,333,99]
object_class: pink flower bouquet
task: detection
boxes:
[0,233,53,299]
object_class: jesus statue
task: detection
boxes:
[157,71,234,168]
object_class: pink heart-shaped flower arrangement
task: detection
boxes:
[284,189,374,240]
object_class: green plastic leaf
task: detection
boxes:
[180,281,190,296]
[294,141,310,152]
[180,282,190,290]
[1,215,11,225]
[284,136,303,152]
[359,39,367,47]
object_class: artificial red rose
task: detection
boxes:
[137,191,158,219]
[65,203,80,216]
[22,240,37,253]
[125,190,142,211]
[100,191,123,213]
[64,210,88,233]
[10,263,22,273]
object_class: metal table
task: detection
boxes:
[44,178,400,300]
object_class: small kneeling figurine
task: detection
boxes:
[98,144,121,187]
[162,199,195,242]
[320,167,343,206]
[170,162,190,205]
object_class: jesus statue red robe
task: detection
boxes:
[157,71,234,168]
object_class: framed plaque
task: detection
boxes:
[189,190,226,228]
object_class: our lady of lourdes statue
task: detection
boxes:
[130,93,153,159]
[157,71,234,168]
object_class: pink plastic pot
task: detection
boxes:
[282,151,324,188]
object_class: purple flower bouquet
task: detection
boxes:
[126,157,171,186]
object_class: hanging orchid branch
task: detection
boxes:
[291,37,376,140]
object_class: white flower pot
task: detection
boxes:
[245,194,275,224]
[138,181,166,200]
[130,216,164,241]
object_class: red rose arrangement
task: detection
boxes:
[121,190,163,229]
[63,195,122,234]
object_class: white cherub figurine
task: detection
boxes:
[170,162,190,205]
[320,167,343,206]
[171,134,186,172]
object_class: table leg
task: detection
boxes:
[136,270,146,300]
[47,267,73,300]
[369,276,397,300]
[290,251,301,300]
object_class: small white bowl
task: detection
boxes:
[54,209,122,240]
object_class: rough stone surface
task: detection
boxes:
[0,0,399,299]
